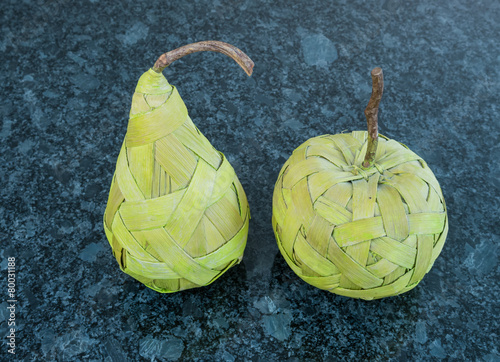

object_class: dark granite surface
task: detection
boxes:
[1,0,499,360]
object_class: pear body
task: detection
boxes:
[272,131,447,300]
[104,69,249,293]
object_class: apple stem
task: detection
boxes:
[361,67,384,169]
[152,40,254,76]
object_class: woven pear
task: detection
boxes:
[272,68,448,300]
[104,41,253,293]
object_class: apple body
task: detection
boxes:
[272,131,448,300]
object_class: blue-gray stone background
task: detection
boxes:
[1,0,499,360]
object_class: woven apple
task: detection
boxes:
[272,68,448,300]
[104,41,253,293]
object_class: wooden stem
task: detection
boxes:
[361,67,384,169]
[152,40,254,76]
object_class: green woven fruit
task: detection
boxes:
[104,41,253,293]
[272,68,448,300]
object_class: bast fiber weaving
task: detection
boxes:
[272,131,448,300]
[104,69,250,293]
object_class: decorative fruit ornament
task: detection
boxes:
[272,68,448,300]
[104,41,253,293]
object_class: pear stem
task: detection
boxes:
[361,67,384,169]
[152,40,254,76]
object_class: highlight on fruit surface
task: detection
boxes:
[104,41,253,293]
[272,68,448,300]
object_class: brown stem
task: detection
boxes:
[152,40,254,76]
[361,67,384,169]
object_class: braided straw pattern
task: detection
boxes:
[104,69,249,293]
[272,131,448,300]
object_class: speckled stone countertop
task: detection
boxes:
[1,0,499,360]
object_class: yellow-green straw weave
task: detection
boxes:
[272,131,448,300]
[104,69,250,293]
